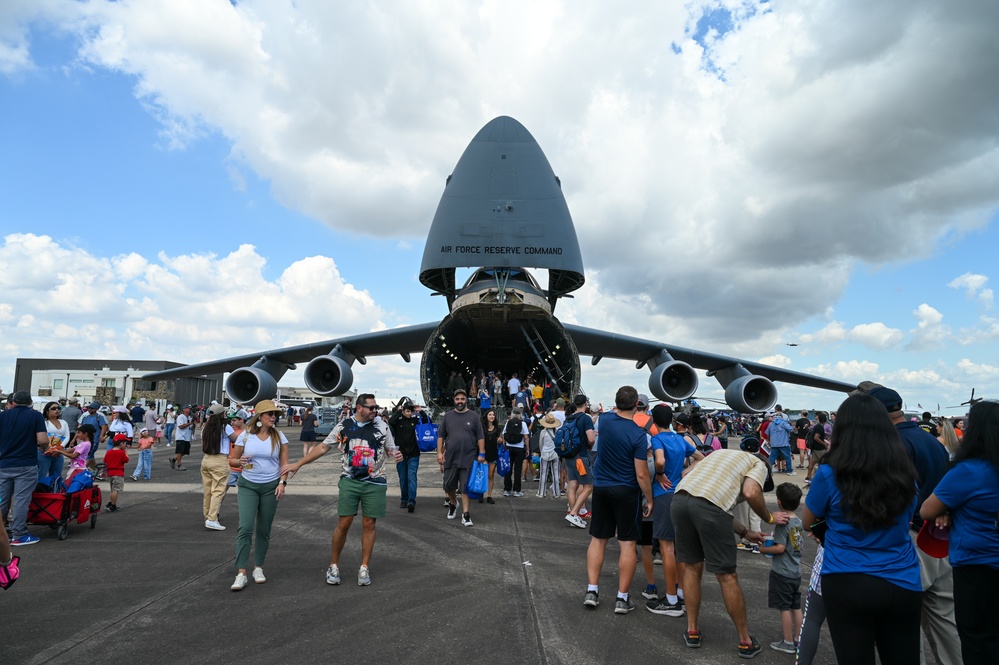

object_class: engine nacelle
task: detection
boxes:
[304,355,354,396]
[225,367,279,405]
[724,375,778,413]
[648,361,698,402]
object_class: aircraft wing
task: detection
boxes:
[141,322,440,381]
[563,323,856,394]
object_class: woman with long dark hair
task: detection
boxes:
[921,400,999,664]
[201,404,238,531]
[481,409,500,504]
[40,401,68,479]
[801,393,920,665]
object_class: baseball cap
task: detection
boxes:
[453,388,467,397]
[674,412,692,426]
[869,386,904,412]
[637,393,649,407]
[916,521,949,558]
[88,401,101,409]
[208,403,226,417]
[139,427,149,433]
[113,433,129,442]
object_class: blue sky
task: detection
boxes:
[2,1,997,412]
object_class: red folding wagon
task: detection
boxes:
[27,487,102,541]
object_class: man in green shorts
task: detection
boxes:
[282,393,401,587]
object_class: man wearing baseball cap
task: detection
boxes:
[79,401,109,472]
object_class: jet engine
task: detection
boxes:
[304,354,354,397]
[724,374,778,413]
[648,360,699,402]
[225,367,279,405]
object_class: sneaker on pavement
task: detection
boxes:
[785,471,796,476]
[739,636,763,659]
[736,542,752,551]
[653,555,663,564]
[565,514,587,529]
[582,590,599,608]
[646,598,685,616]
[130,476,138,481]
[443,498,451,506]
[170,459,176,470]
[357,565,371,586]
[684,630,702,648]
[252,567,266,584]
[614,597,636,614]
[400,500,407,509]
[579,508,590,518]
[486,497,495,504]
[325,565,341,585]
[503,491,511,497]
[205,520,226,531]
[461,512,473,527]
[641,584,658,600]
[231,573,248,591]
[513,491,524,497]
[770,639,796,654]
[0,555,20,589]
[10,534,39,547]
[176,466,187,471]
[447,503,458,519]
[407,502,415,513]
[750,545,761,554]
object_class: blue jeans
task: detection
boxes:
[396,455,420,505]
[772,446,793,470]
[164,423,175,443]
[0,465,39,538]
[37,450,64,479]
[134,449,152,479]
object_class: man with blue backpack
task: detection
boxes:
[555,394,596,529]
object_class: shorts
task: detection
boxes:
[768,571,802,610]
[671,492,738,574]
[442,467,469,494]
[565,454,593,485]
[796,438,807,451]
[589,485,642,542]
[337,476,387,518]
[175,440,191,456]
[652,493,676,541]
[638,519,654,547]
[811,449,827,463]
[300,431,317,442]
[108,476,124,493]
[227,471,240,487]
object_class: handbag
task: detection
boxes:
[416,423,438,452]
[496,444,512,477]
[466,460,489,497]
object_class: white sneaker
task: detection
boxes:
[205,520,226,531]
[461,512,474,527]
[252,567,266,584]
[565,513,587,529]
[231,573,248,591]
[326,565,341,585]
[357,565,371,586]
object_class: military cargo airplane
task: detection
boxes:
[143,116,856,412]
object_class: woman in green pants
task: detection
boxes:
[228,399,289,591]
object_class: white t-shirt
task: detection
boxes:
[552,411,566,425]
[46,419,70,449]
[109,419,133,438]
[219,424,235,456]
[508,378,521,395]
[236,430,288,483]
[176,414,193,441]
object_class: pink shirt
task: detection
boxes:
[69,441,91,472]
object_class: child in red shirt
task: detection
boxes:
[105,434,131,512]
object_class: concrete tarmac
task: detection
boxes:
[2,438,862,664]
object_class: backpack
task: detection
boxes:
[503,418,523,445]
[553,415,585,459]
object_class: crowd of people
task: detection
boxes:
[2,381,997,665]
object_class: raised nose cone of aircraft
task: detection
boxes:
[419,116,584,307]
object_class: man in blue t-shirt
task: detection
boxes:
[0,392,48,546]
[582,386,653,615]
[868,385,962,665]
[565,394,596,528]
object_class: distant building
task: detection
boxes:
[12,358,223,407]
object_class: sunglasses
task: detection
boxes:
[50,407,61,411]
[361,404,380,410]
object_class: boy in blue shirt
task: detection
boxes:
[760,482,804,653]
